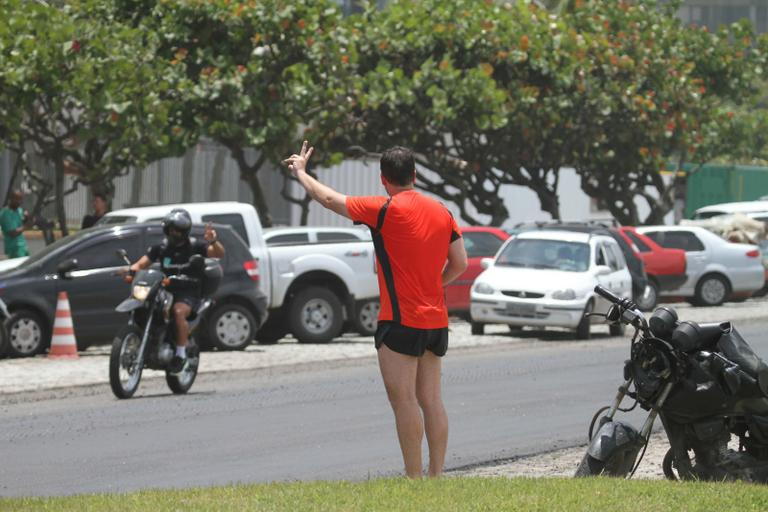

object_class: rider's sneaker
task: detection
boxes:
[169,355,188,375]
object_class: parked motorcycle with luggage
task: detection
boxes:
[109,250,222,399]
[575,285,768,482]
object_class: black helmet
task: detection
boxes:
[162,208,192,246]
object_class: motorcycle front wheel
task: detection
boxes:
[109,325,144,399]
[166,337,200,394]
[574,452,606,477]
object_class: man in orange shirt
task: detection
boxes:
[284,142,467,478]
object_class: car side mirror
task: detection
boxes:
[480,258,494,270]
[595,265,612,276]
[57,258,78,279]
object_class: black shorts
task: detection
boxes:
[374,321,449,357]
[173,293,201,309]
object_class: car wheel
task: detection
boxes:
[207,303,256,351]
[470,322,485,335]
[575,301,593,340]
[694,274,729,307]
[353,299,379,336]
[289,287,344,343]
[6,309,48,357]
[635,281,659,312]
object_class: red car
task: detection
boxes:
[445,227,510,318]
[616,226,687,309]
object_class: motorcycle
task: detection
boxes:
[109,250,222,399]
[575,285,768,482]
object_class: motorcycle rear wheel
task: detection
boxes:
[109,325,144,399]
[166,337,200,394]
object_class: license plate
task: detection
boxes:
[506,302,536,315]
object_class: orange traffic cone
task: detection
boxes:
[48,291,79,359]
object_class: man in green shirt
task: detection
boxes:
[0,190,30,258]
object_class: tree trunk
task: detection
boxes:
[228,145,272,227]
[245,173,273,227]
[533,186,561,221]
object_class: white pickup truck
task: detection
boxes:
[100,202,380,344]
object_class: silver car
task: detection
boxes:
[636,225,764,306]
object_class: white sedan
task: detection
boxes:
[636,225,765,306]
[470,230,632,339]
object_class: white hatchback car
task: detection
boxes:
[470,230,632,339]
[636,225,765,306]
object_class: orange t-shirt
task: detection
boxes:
[346,190,461,329]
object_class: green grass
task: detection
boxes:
[2,477,768,512]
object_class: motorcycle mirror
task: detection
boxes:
[115,249,131,265]
[57,258,78,280]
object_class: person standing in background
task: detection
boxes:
[81,192,109,229]
[0,190,30,258]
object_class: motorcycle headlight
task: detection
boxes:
[474,282,495,295]
[132,285,151,301]
[552,288,576,300]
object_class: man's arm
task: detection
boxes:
[129,255,151,273]
[442,237,468,286]
[204,222,225,258]
[284,141,350,218]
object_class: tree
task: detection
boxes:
[565,0,768,224]
[345,0,606,224]
[0,0,185,234]
[128,0,351,227]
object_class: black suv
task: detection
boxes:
[0,223,267,357]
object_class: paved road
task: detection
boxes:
[2,319,767,497]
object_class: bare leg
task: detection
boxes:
[172,302,191,348]
[416,350,448,477]
[377,344,422,478]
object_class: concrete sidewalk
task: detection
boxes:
[1,299,766,395]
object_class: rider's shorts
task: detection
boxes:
[374,321,448,357]
[173,293,201,309]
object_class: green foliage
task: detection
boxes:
[128,0,350,225]
[0,0,184,181]
[564,0,768,224]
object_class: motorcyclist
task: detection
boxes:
[127,209,225,374]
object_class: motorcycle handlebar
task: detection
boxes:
[594,285,622,304]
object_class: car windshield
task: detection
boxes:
[96,215,137,226]
[496,239,590,272]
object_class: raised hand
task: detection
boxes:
[283,140,314,176]
[204,222,217,243]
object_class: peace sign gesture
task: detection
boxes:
[283,140,314,176]
[204,222,217,243]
